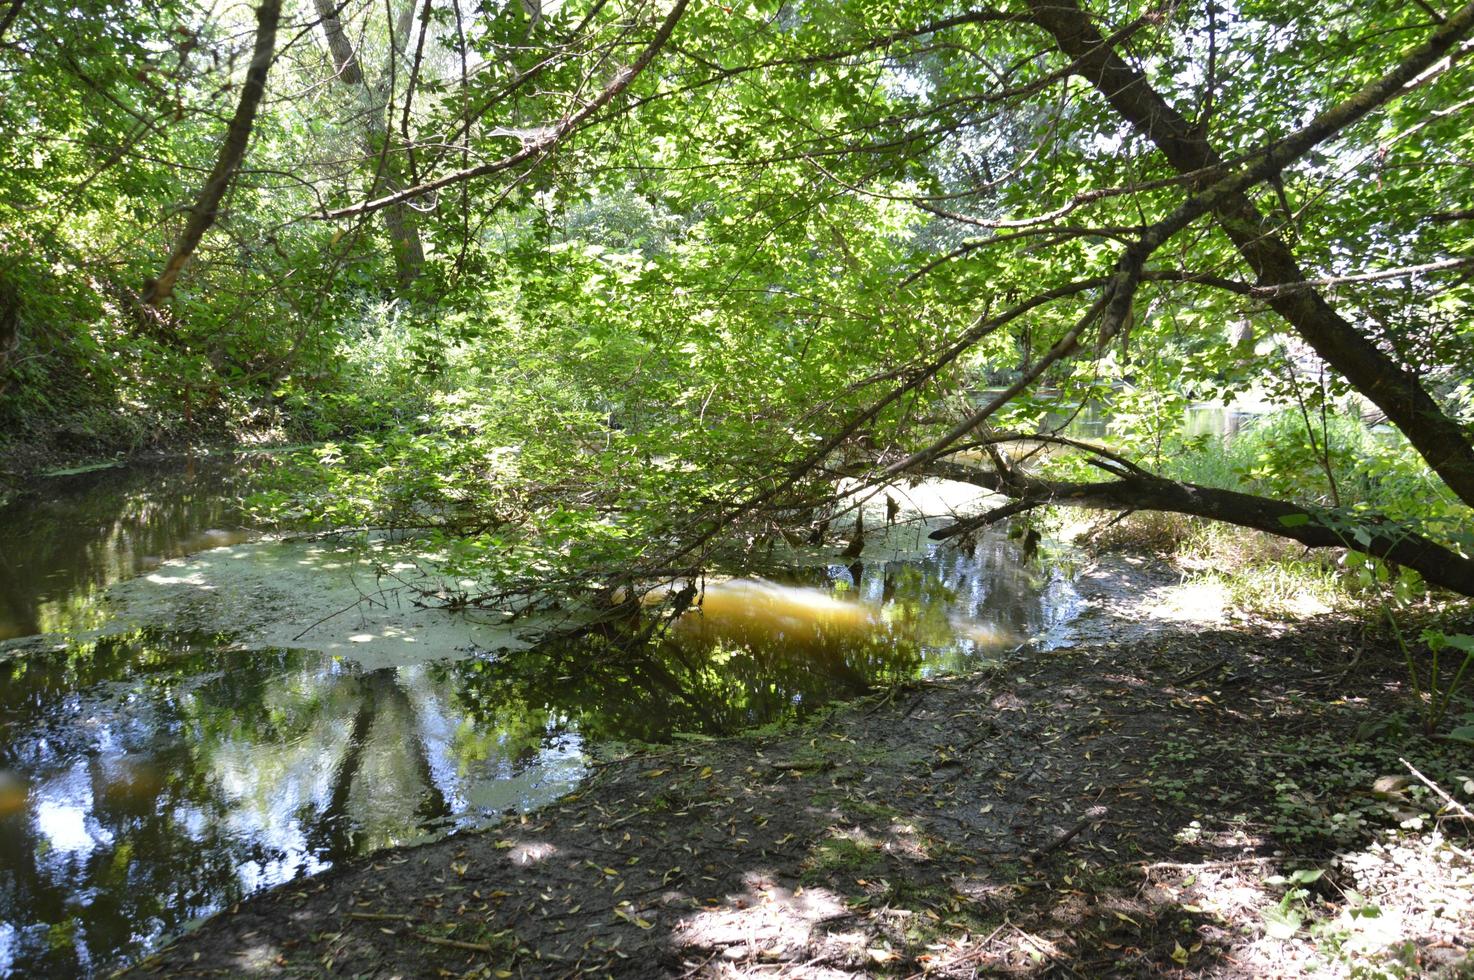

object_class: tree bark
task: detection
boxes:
[143,0,282,305]
[925,460,1474,598]
[0,0,23,46]
[1025,0,1474,511]
[313,0,424,290]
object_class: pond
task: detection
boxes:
[0,461,1082,977]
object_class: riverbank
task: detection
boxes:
[0,440,215,509]
[128,563,1474,979]
[0,432,318,509]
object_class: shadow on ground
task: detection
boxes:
[130,564,1474,978]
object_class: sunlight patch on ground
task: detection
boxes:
[1323,831,1474,969]
[226,939,284,973]
[1141,580,1228,624]
[1279,589,1333,618]
[1139,828,1474,976]
[506,840,558,864]
[675,872,848,963]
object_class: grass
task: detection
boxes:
[1068,508,1355,617]
[1055,407,1474,618]
[802,832,885,883]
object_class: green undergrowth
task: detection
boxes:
[1054,406,1473,618]
[1148,708,1472,853]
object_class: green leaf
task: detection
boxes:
[1262,906,1303,939]
[1443,726,1474,744]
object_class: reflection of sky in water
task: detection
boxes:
[0,641,591,978]
[0,465,1082,978]
[36,784,107,857]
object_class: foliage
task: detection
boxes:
[2,0,1472,615]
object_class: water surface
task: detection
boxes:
[0,461,258,640]
[0,462,1078,977]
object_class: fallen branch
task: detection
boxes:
[1401,756,1474,822]
[1173,659,1229,687]
[1028,804,1108,861]
[923,459,1474,597]
[347,911,415,922]
[1139,856,1278,871]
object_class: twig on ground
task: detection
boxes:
[347,911,414,922]
[1401,756,1474,821]
[1138,856,1277,871]
[1173,658,1228,687]
[1027,805,1108,861]
[412,932,502,953]
[903,920,1010,979]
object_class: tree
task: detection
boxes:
[310,0,425,290]
[2,0,1471,599]
[143,0,283,305]
[558,0,1474,596]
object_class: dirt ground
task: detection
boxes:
[128,560,1474,978]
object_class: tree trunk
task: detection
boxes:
[143,0,282,305]
[1025,0,1474,511]
[313,0,424,291]
[0,0,23,46]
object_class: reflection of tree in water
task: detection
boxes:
[0,632,469,976]
[438,534,1062,749]
[307,668,449,857]
[0,460,266,638]
[0,651,281,978]
[540,532,1054,740]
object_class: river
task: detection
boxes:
[0,459,1081,977]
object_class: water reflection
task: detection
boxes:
[0,462,260,640]
[0,462,1080,977]
[0,631,585,977]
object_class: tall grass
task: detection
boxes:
[1163,409,1460,523]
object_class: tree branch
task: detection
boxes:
[1027,0,1474,510]
[0,0,23,46]
[322,0,690,219]
[924,460,1474,597]
[143,0,283,305]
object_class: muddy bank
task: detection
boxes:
[129,565,1474,978]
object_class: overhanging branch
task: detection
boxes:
[321,0,690,219]
[1027,0,1474,510]
[924,459,1474,597]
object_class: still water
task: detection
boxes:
[0,462,1079,977]
[0,461,259,641]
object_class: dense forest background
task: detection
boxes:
[1,0,1472,599]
